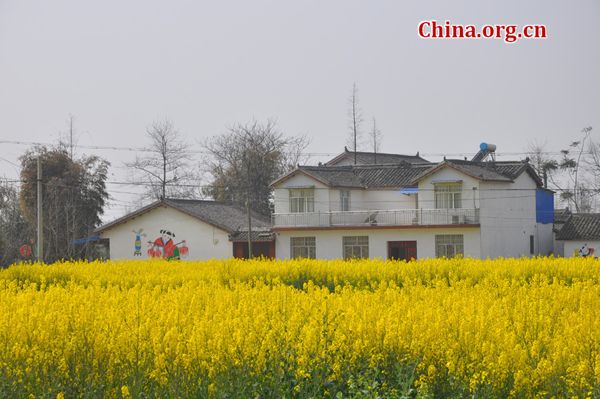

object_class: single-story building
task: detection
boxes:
[95,199,274,260]
[554,212,600,257]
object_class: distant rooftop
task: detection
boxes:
[324,147,430,166]
[555,213,600,241]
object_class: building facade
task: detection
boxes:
[554,213,600,257]
[271,156,554,260]
[95,199,274,260]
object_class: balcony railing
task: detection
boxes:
[272,208,480,228]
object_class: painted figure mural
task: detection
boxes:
[132,228,147,256]
[577,243,596,257]
[147,229,189,260]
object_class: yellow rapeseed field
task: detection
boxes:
[1,257,600,398]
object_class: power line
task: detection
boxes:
[0,140,336,157]
[0,139,577,158]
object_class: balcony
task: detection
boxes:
[272,208,480,228]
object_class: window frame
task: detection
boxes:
[435,234,464,258]
[434,182,462,209]
[340,190,351,211]
[290,236,316,259]
[342,236,369,259]
[289,188,315,213]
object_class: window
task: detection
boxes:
[290,237,316,258]
[340,190,350,211]
[435,234,464,258]
[289,188,314,213]
[343,236,369,259]
[434,183,462,209]
[530,235,534,255]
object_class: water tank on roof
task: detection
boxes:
[479,143,497,152]
[472,143,497,162]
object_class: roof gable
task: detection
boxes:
[96,199,271,234]
[270,168,333,187]
[410,160,542,186]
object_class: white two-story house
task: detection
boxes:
[270,148,554,260]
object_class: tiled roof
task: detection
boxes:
[554,208,572,225]
[442,160,513,182]
[295,164,432,189]
[299,166,364,188]
[354,164,432,188]
[325,149,430,166]
[276,159,540,189]
[96,199,271,234]
[229,229,275,242]
[409,160,542,186]
[555,213,600,241]
[165,199,271,232]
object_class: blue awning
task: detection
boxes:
[71,236,101,245]
[400,187,419,195]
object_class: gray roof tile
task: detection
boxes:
[229,229,275,242]
[291,159,539,189]
[165,199,271,232]
[556,213,600,240]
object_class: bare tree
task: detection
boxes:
[127,120,195,200]
[559,127,594,212]
[526,130,599,212]
[56,114,78,160]
[346,83,363,163]
[201,120,310,215]
[526,140,558,188]
[369,117,383,163]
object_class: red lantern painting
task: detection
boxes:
[147,230,189,260]
[19,244,33,258]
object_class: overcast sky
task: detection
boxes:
[0,0,598,219]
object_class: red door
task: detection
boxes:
[388,241,417,261]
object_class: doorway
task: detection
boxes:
[233,241,275,259]
[387,241,417,261]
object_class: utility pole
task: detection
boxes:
[36,156,43,263]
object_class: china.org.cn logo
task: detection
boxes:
[418,20,547,44]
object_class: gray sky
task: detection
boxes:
[0,0,598,219]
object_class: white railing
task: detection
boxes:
[272,208,480,228]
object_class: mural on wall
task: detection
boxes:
[132,229,147,256]
[576,243,596,257]
[147,229,189,260]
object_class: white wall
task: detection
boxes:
[536,223,554,256]
[362,190,416,210]
[275,227,481,259]
[99,205,232,260]
[561,240,600,257]
[479,174,540,258]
